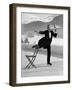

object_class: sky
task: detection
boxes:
[21,13,59,24]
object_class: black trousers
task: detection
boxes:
[47,45,51,64]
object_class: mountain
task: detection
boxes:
[21,15,63,38]
[49,15,63,27]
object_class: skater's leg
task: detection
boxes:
[47,46,52,65]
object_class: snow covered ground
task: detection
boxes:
[21,50,63,77]
[21,61,63,77]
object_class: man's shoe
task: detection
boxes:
[47,63,52,65]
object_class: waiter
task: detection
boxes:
[37,24,57,65]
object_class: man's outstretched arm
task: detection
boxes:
[39,30,47,34]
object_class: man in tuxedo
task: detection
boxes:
[38,25,57,65]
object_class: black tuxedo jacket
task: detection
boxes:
[38,30,57,49]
